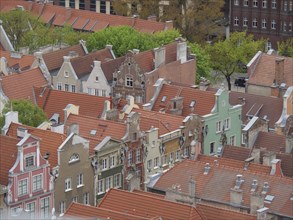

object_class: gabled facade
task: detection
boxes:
[0,134,54,219]
[52,132,95,215]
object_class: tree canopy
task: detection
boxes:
[278,38,293,57]
[0,100,48,128]
[206,32,265,90]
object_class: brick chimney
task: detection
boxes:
[177,41,187,63]
[230,174,244,205]
[275,58,285,85]
[169,96,184,115]
[270,159,283,177]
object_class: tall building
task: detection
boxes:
[230,0,293,50]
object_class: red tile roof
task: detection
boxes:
[152,84,216,116]
[1,67,48,100]
[42,44,86,72]
[153,159,293,218]
[0,135,19,186]
[0,50,35,71]
[254,131,286,153]
[101,56,125,82]
[6,123,66,168]
[65,202,152,220]
[248,53,293,87]
[276,153,293,178]
[99,188,204,220]
[222,145,251,161]
[33,86,109,122]
[229,91,283,129]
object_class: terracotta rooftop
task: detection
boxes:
[42,44,86,72]
[248,53,293,87]
[0,135,19,186]
[33,86,109,122]
[6,122,66,168]
[229,91,283,129]
[222,145,251,161]
[153,159,293,218]
[65,202,152,220]
[254,131,286,153]
[0,1,171,33]
[1,67,48,101]
[98,188,204,220]
[276,153,293,178]
[101,55,125,82]
[152,84,216,116]
[70,48,114,79]
[0,50,35,72]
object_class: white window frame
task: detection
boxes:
[127,151,132,166]
[95,76,99,82]
[125,75,133,87]
[243,0,248,6]
[170,152,174,163]
[184,146,189,157]
[252,18,258,28]
[161,155,168,166]
[102,158,108,170]
[136,149,141,163]
[224,118,230,131]
[262,0,267,8]
[18,179,28,196]
[216,121,222,133]
[262,19,267,29]
[77,173,83,187]
[113,173,121,188]
[25,154,35,168]
[147,159,152,170]
[83,192,89,205]
[109,155,115,168]
[283,22,287,32]
[98,179,105,195]
[64,71,69,78]
[289,22,292,32]
[105,176,113,191]
[102,90,106,97]
[230,135,236,146]
[253,0,258,7]
[95,89,99,96]
[33,174,42,192]
[40,197,50,219]
[241,133,246,145]
[65,178,72,192]
[72,196,78,203]
[26,202,35,219]
[88,88,92,95]
[234,17,239,26]
[154,157,159,169]
[57,83,62,91]
[64,84,69,92]
[71,85,76,93]
[243,17,248,27]
[271,20,276,29]
[60,201,65,214]
[272,0,276,9]
[175,150,180,161]
[234,0,239,5]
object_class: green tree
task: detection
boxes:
[0,100,48,128]
[207,32,265,90]
[278,38,293,57]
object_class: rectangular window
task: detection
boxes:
[125,76,133,87]
[289,22,292,31]
[170,152,174,163]
[234,17,239,26]
[175,150,180,161]
[40,197,49,219]
[243,17,248,27]
[71,85,76,93]
[83,192,89,205]
[262,0,267,8]
[102,90,107,97]
[136,149,141,163]
[127,151,132,166]
[25,155,34,168]
[154,157,159,168]
[18,179,28,196]
[88,88,92,95]
[90,0,96,11]
[147,159,152,170]
[79,0,85,10]
[77,173,83,187]
[102,158,108,170]
[230,136,236,146]
[60,201,65,214]
[283,22,287,31]
[100,0,106,13]
[109,155,115,168]
[290,1,293,11]
[98,179,104,194]
[234,0,239,5]
[65,178,72,191]
[26,202,35,219]
[216,121,222,133]
[33,174,42,191]
[284,1,288,11]
[64,71,69,77]
[184,147,189,157]
[105,176,113,191]
[262,19,267,29]
[272,0,276,9]
[72,196,78,203]
[161,155,168,166]
[69,0,75,8]
[95,89,99,96]
[253,0,258,7]
[252,18,258,28]
[113,173,121,188]
[57,83,62,91]
[241,133,246,145]
[224,118,230,130]
[267,41,272,51]
[271,20,276,29]
[210,142,215,154]
[65,84,69,92]
[243,0,248,6]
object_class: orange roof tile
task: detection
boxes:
[83,19,97,31]
[276,153,293,178]
[42,44,86,72]
[222,145,251,161]
[152,84,216,116]
[1,67,48,100]
[248,53,293,87]
[0,50,35,71]
[254,131,286,153]
[72,17,90,30]
[154,159,293,218]
[101,56,125,82]
[99,188,204,220]
[0,135,19,186]
[33,86,109,122]
[6,123,66,168]
[229,91,283,129]
[39,10,55,23]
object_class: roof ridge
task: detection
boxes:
[69,114,126,126]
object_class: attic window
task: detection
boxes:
[95,76,99,82]
[125,75,133,87]
[190,100,196,108]
[69,154,80,164]
[64,71,69,78]
[264,195,274,203]
[161,96,167,102]
[90,130,97,136]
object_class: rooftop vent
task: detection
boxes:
[262,182,270,194]
[264,195,274,204]
[90,130,97,136]
[203,163,210,175]
[251,179,258,192]
[234,174,244,190]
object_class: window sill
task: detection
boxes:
[98,192,105,195]
[65,188,72,192]
[154,166,159,170]
[77,184,84,188]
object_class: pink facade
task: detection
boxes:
[4,134,53,219]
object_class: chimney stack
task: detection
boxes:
[188,176,196,198]
[154,47,166,68]
[256,207,269,220]
[270,159,283,177]
[250,192,264,215]
[275,58,285,85]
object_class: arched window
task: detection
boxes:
[69,154,80,163]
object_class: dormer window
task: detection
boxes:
[125,75,133,87]
[69,154,80,164]
[64,71,69,78]
[25,155,35,168]
[95,76,99,82]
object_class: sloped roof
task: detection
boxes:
[0,135,19,186]
[65,202,152,220]
[222,145,251,161]
[33,86,109,122]
[70,48,114,79]
[0,50,35,71]
[248,53,293,87]
[254,131,286,153]
[276,153,293,178]
[133,50,154,73]
[42,44,86,72]
[152,84,216,116]
[153,159,293,218]
[229,91,283,129]
[1,67,47,100]
[6,123,66,168]
[101,56,125,82]
[98,188,204,220]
